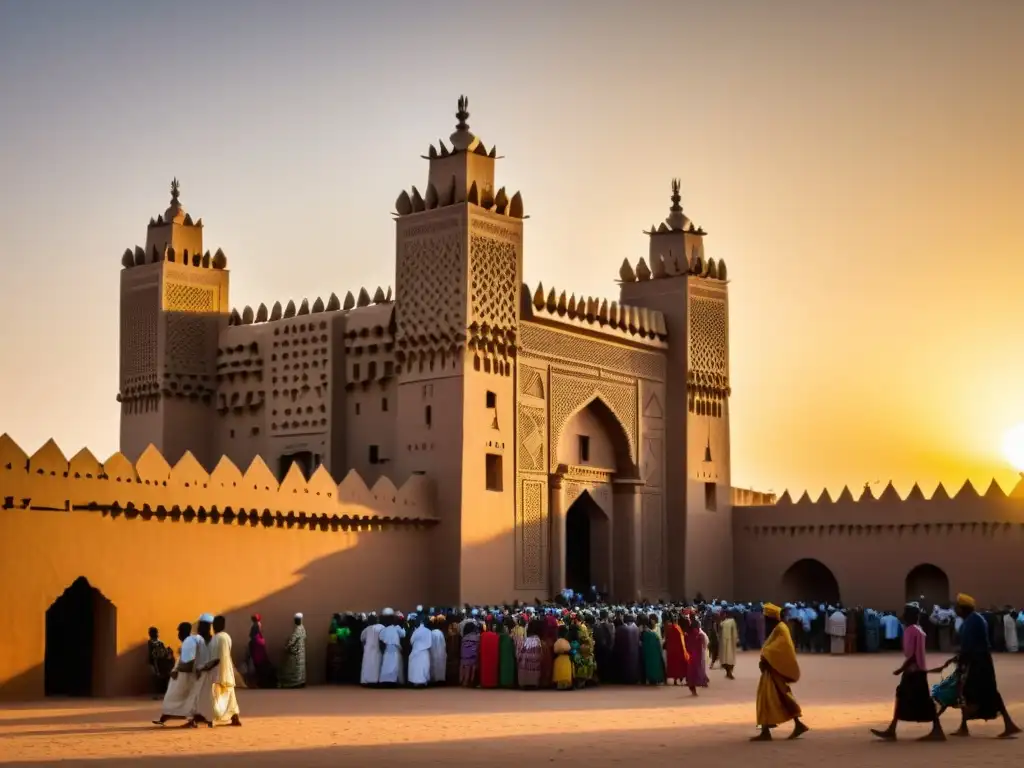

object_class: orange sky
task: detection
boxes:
[1,1,1022,498]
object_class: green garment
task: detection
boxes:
[641,628,665,684]
[498,633,517,687]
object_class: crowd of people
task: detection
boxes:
[145,592,1022,741]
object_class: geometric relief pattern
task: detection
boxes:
[564,481,612,517]
[517,478,547,590]
[520,323,666,382]
[396,232,465,351]
[688,296,728,379]
[641,493,666,591]
[518,404,545,472]
[165,282,215,313]
[549,372,637,472]
[469,235,517,336]
[121,287,158,382]
[642,436,663,488]
[164,314,215,375]
[519,366,544,399]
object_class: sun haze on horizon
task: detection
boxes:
[1,1,1022,499]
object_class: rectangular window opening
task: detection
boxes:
[425,405,432,428]
[578,435,590,463]
[355,402,361,416]
[485,453,503,492]
[382,397,389,412]
[485,391,496,409]
[704,481,717,511]
[369,445,380,465]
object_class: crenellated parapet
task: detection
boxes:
[120,244,227,271]
[227,286,393,326]
[617,252,727,284]
[520,281,668,348]
[0,435,435,527]
[735,477,1024,539]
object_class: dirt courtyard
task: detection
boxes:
[1,652,1022,766]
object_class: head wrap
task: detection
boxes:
[382,607,395,616]
[252,613,261,622]
[956,593,976,609]
[763,603,781,620]
[199,613,214,624]
[294,612,303,620]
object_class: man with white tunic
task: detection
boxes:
[153,621,205,726]
[407,613,433,687]
[827,607,847,654]
[429,613,447,684]
[378,608,407,685]
[194,615,242,728]
[359,612,384,685]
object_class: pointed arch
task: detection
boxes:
[780,558,840,604]
[905,563,950,606]
[555,394,634,474]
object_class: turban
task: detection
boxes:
[956,593,976,609]
[294,612,303,620]
[763,603,782,620]
[199,613,214,624]
[382,607,395,616]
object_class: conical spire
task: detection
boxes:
[450,95,476,152]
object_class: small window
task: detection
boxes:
[578,435,590,463]
[229,429,235,439]
[704,482,717,511]
[485,453,503,491]
[355,402,361,416]
[486,391,496,409]
[425,405,432,428]
[368,361,377,380]
[353,363,360,380]
[369,445,380,465]
[382,397,389,412]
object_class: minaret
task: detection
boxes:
[392,98,526,604]
[619,180,732,599]
[118,180,230,468]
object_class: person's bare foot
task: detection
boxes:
[870,728,896,741]
[750,730,772,742]
[917,730,946,742]
[997,723,1021,739]
[788,721,809,740]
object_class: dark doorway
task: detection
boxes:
[45,577,117,697]
[565,492,609,596]
[279,451,314,480]
[905,563,950,606]
[780,558,841,604]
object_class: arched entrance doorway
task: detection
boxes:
[564,491,610,596]
[45,577,117,697]
[780,559,841,604]
[905,564,950,606]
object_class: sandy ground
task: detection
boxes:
[1,652,1023,766]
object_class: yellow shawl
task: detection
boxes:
[761,621,800,683]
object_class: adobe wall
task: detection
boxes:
[733,480,1024,608]
[0,436,434,701]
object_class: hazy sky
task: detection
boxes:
[1,0,1022,498]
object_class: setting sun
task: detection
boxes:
[1002,423,1024,472]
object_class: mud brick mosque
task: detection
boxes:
[2,97,1023,699]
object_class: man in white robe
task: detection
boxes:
[407,614,433,687]
[378,609,407,685]
[1004,609,1019,653]
[827,607,847,654]
[153,621,204,726]
[360,613,384,685]
[194,615,242,727]
[429,615,447,683]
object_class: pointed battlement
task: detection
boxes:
[225,287,391,327]
[520,281,667,347]
[0,434,434,526]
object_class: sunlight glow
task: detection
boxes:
[1001,423,1024,472]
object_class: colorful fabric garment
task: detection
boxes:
[684,627,708,687]
[518,636,543,688]
[719,617,737,667]
[641,628,665,684]
[756,621,801,727]
[498,632,517,687]
[278,625,307,688]
[553,638,573,689]
[665,623,688,680]
[573,624,596,682]
[478,628,499,688]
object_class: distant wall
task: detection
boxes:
[733,480,1024,608]
[0,436,434,701]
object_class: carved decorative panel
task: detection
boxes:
[642,436,663,489]
[519,366,545,399]
[165,283,215,313]
[396,232,465,351]
[517,404,545,472]
[517,478,547,589]
[688,296,728,380]
[164,314,215,375]
[564,480,613,517]
[121,286,158,383]
[641,493,666,591]
[549,372,637,472]
[469,235,517,336]
[471,217,522,243]
[521,322,666,382]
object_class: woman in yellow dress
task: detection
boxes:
[752,603,809,741]
[552,627,574,690]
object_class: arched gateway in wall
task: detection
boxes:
[780,558,841,605]
[905,563,950,606]
[550,396,641,601]
[44,577,117,697]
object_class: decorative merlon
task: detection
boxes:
[746,478,1024,507]
[618,252,727,284]
[394,182,524,218]
[521,281,668,346]
[227,288,393,327]
[0,435,434,525]
[121,245,226,271]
